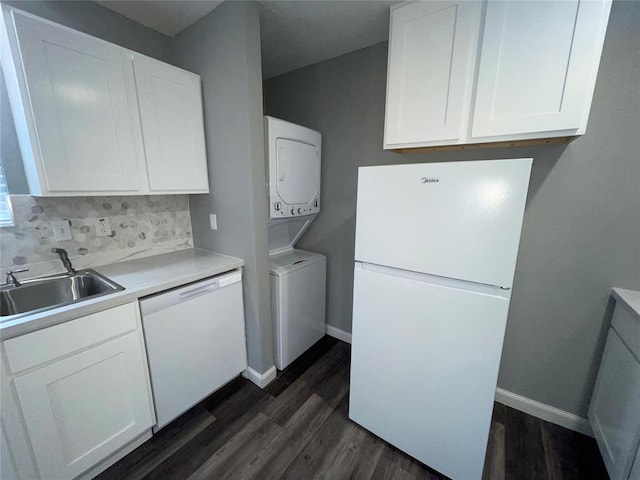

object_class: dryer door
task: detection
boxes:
[276,138,319,206]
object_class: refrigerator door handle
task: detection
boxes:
[357,261,511,298]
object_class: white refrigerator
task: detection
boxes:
[349,158,532,480]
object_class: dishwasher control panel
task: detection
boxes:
[140,269,242,315]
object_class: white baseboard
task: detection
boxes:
[243,365,277,388]
[326,325,352,344]
[495,388,593,437]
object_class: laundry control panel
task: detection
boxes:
[271,197,320,218]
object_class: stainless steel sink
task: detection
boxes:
[0,270,124,319]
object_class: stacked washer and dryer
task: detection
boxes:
[264,116,326,371]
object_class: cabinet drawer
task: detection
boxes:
[4,303,138,374]
[612,302,640,360]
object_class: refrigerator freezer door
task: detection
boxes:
[349,263,510,480]
[354,159,532,288]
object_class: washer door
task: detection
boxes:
[276,138,319,206]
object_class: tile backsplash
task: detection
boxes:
[0,195,193,279]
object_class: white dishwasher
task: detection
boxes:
[140,269,247,431]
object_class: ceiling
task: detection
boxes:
[257,1,395,79]
[96,1,223,37]
[97,0,396,79]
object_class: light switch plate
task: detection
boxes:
[96,217,111,237]
[209,214,218,230]
[52,220,72,241]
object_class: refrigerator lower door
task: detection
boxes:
[349,263,510,480]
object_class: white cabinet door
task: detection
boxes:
[472,0,611,138]
[9,11,142,193]
[589,329,640,480]
[13,331,154,479]
[132,53,209,193]
[384,1,481,147]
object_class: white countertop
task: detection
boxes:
[0,248,244,339]
[612,288,640,320]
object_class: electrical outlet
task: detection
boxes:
[53,220,72,241]
[209,214,218,231]
[95,217,111,237]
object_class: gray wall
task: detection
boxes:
[173,2,274,374]
[264,0,640,417]
[1,0,173,193]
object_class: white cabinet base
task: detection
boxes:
[1,302,155,480]
[389,134,579,154]
[589,296,640,480]
[14,331,154,479]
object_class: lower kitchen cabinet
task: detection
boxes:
[589,291,640,480]
[14,332,153,479]
[1,302,155,480]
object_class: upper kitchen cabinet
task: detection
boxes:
[384,1,481,147]
[132,53,209,193]
[472,0,612,139]
[1,9,143,195]
[384,0,612,152]
[1,8,210,196]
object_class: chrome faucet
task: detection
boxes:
[4,268,29,287]
[52,248,76,274]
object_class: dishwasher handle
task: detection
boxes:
[140,270,242,316]
[179,281,220,302]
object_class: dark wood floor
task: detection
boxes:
[97,337,608,480]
